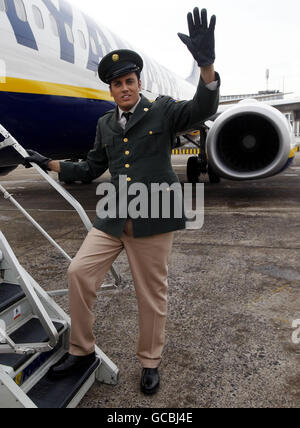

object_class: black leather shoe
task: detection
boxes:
[141,368,160,395]
[48,352,96,379]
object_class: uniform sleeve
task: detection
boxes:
[59,119,109,183]
[163,72,220,134]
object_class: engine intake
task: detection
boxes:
[207,100,294,180]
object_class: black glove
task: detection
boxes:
[23,150,52,171]
[178,8,216,67]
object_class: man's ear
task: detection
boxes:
[138,80,142,91]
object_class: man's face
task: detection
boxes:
[109,72,142,111]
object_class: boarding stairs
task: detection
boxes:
[0,125,120,408]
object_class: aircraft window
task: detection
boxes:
[14,0,27,22]
[49,13,59,37]
[32,5,44,29]
[0,0,7,12]
[90,37,97,55]
[65,23,74,44]
[78,30,87,50]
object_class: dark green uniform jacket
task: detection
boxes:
[59,74,220,238]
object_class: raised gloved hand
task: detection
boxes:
[178,7,216,67]
[23,150,52,171]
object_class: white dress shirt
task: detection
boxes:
[118,97,142,129]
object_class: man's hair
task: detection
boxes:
[109,71,141,87]
[135,70,141,81]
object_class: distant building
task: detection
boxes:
[220,90,284,105]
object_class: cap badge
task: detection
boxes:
[112,54,119,62]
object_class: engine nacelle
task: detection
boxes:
[207,100,295,181]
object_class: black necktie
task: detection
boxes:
[122,112,132,124]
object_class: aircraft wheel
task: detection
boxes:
[0,166,17,176]
[208,165,221,184]
[187,157,200,183]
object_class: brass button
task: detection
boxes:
[127,177,132,182]
[125,150,130,156]
[149,131,153,135]
[144,108,149,112]
[123,138,129,143]
[125,164,130,169]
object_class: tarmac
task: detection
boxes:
[1,154,300,408]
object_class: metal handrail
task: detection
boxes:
[0,231,59,353]
[0,184,71,263]
[0,124,121,285]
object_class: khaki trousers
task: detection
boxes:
[67,220,174,368]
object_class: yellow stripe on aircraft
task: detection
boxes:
[289,147,298,158]
[173,147,297,158]
[172,149,200,155]
[0,76,114,101]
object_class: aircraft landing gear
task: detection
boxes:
[186,128,221,184]
[187,156,200,183]
[0,166,17,176]
[208,164,221,184]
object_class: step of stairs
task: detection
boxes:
[0,221,119,407]
[27,355,100,408]
[0,283,25,314]
[0,317,65,378]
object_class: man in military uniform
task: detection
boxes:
[25,8,220,395]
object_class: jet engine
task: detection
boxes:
[206,100,295,181]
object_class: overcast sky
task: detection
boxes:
[70,0,300,98]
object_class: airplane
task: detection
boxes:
[0,0,298,184]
